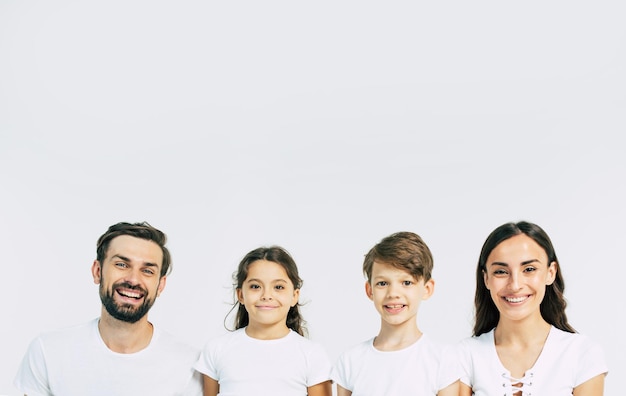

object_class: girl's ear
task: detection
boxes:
[236,288,244,304]
[291,288,300,307]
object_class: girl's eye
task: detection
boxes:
[250,284,260,289]
[275,285,285,290]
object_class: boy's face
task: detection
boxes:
[365,261,434,328]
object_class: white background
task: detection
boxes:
[1,1,624,395]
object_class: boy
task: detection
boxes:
[331,231,459,396]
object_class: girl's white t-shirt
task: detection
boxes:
[458,326,608,396]
[195,328,331,396]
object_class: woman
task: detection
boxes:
[458,221,608,395]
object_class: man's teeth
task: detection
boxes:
[119,290,142,299]
[505,296,527,303]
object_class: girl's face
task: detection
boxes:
[237,259,299,333]
[483,234,557,324]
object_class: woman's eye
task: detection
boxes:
[524,267,537,273]
[493,270,507,276]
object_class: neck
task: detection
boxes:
[374,320,422,351]
[245,322,290,340]
[98,308,154,353]
[494,315,551,346]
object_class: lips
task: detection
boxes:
[384,304,406,313]
[114,282,146,302]
[503,295,529,303]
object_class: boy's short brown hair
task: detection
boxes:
[363,231,433,283]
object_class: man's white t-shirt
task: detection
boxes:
[14,318,203,396]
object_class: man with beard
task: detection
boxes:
[14,222,203,396]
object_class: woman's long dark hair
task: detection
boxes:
[473,221,575,336]
[226,246,307,337]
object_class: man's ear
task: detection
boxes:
[365,281,373,301]
[157,276,167,297]
[92,260,102,285]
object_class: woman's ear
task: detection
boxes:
[546,261,558,285]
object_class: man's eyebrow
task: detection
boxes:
[111,254,159,267]
[111,254,130,262]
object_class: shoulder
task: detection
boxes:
[286,331,329,355]
[546,327,605,356]
[34,319,97,345]
[336,338,375,361]
[152,326,200,360]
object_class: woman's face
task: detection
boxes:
[483,234,557,324]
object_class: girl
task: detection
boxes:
[458,221,608,396]
[195,246,332,396]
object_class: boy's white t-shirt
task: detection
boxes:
[14,318,203,396]
[458,326,608,396]
[194,327,332,396]
[331,334,460,395]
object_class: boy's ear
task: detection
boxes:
[364,281,373,300]
[422,278,435,300]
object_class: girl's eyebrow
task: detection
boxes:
[246,278,288,283]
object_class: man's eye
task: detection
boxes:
[142,269,155,275]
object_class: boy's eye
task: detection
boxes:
[375,281,388,287]
[402,280,413,286]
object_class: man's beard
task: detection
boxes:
[99,280,156,324]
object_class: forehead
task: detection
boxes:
[371,260,415,278]
[487,234,547,263]
[105,235,163,267]
[246,259,290,280]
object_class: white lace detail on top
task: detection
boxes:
[500,371,534,396]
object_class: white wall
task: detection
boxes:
[1,2,624,394]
